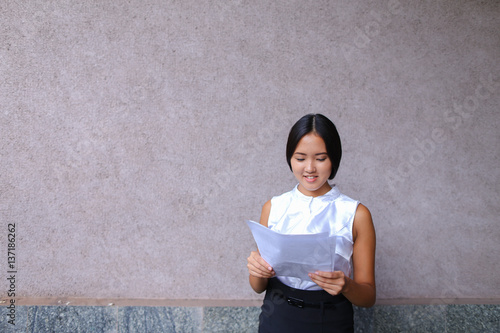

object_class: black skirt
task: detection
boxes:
[259,278,354,333]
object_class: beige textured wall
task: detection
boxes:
[1,0,499,301]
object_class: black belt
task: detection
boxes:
[286,296,339,309]
[267,278,348,309]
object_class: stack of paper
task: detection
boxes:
[246,220,336,281]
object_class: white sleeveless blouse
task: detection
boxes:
[268,184,359,290]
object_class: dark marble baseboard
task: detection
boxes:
[1,304,498,332]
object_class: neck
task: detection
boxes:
[297,182,332,197]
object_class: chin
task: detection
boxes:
[299,180,331,195]
[301,183,323,193]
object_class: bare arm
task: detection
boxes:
[309,203,376,307]
[247,200,275,293]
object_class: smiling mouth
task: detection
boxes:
[304,176,317,182]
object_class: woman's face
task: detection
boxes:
[290,133,332,197]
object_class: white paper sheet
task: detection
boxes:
[246,220,336,282]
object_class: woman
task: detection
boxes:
[247,114,376,332]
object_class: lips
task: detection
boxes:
[304,175,318,183]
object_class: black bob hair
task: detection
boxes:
[286,114,342,180]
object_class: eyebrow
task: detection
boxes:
[294,152,328,156]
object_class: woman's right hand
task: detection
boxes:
[247,251,275,278]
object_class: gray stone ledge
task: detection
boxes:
[0,304,498,332]
[3,297,499,306]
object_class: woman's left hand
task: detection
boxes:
[308,271,351,296]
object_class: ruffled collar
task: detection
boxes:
[292,184,341,202]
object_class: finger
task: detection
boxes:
[308,272,344,288]
[308,273,346,296]
[249,252,273,272]
[248,263,275,278]
[248,261,274,274]
[247,257,275,277]
[312,270,344,279]
[308,275,342,295]
[308,273,332,285]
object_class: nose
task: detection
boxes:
[305,160,316,173]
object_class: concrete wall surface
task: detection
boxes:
[1,0,499,304]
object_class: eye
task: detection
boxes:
[295,158,305,162]
[317,158,326,162]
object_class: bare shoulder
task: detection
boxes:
[259,200,272,227]
[355,203,372,221]
[353,203,375,241]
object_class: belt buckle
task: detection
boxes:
[287,296,305,308]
